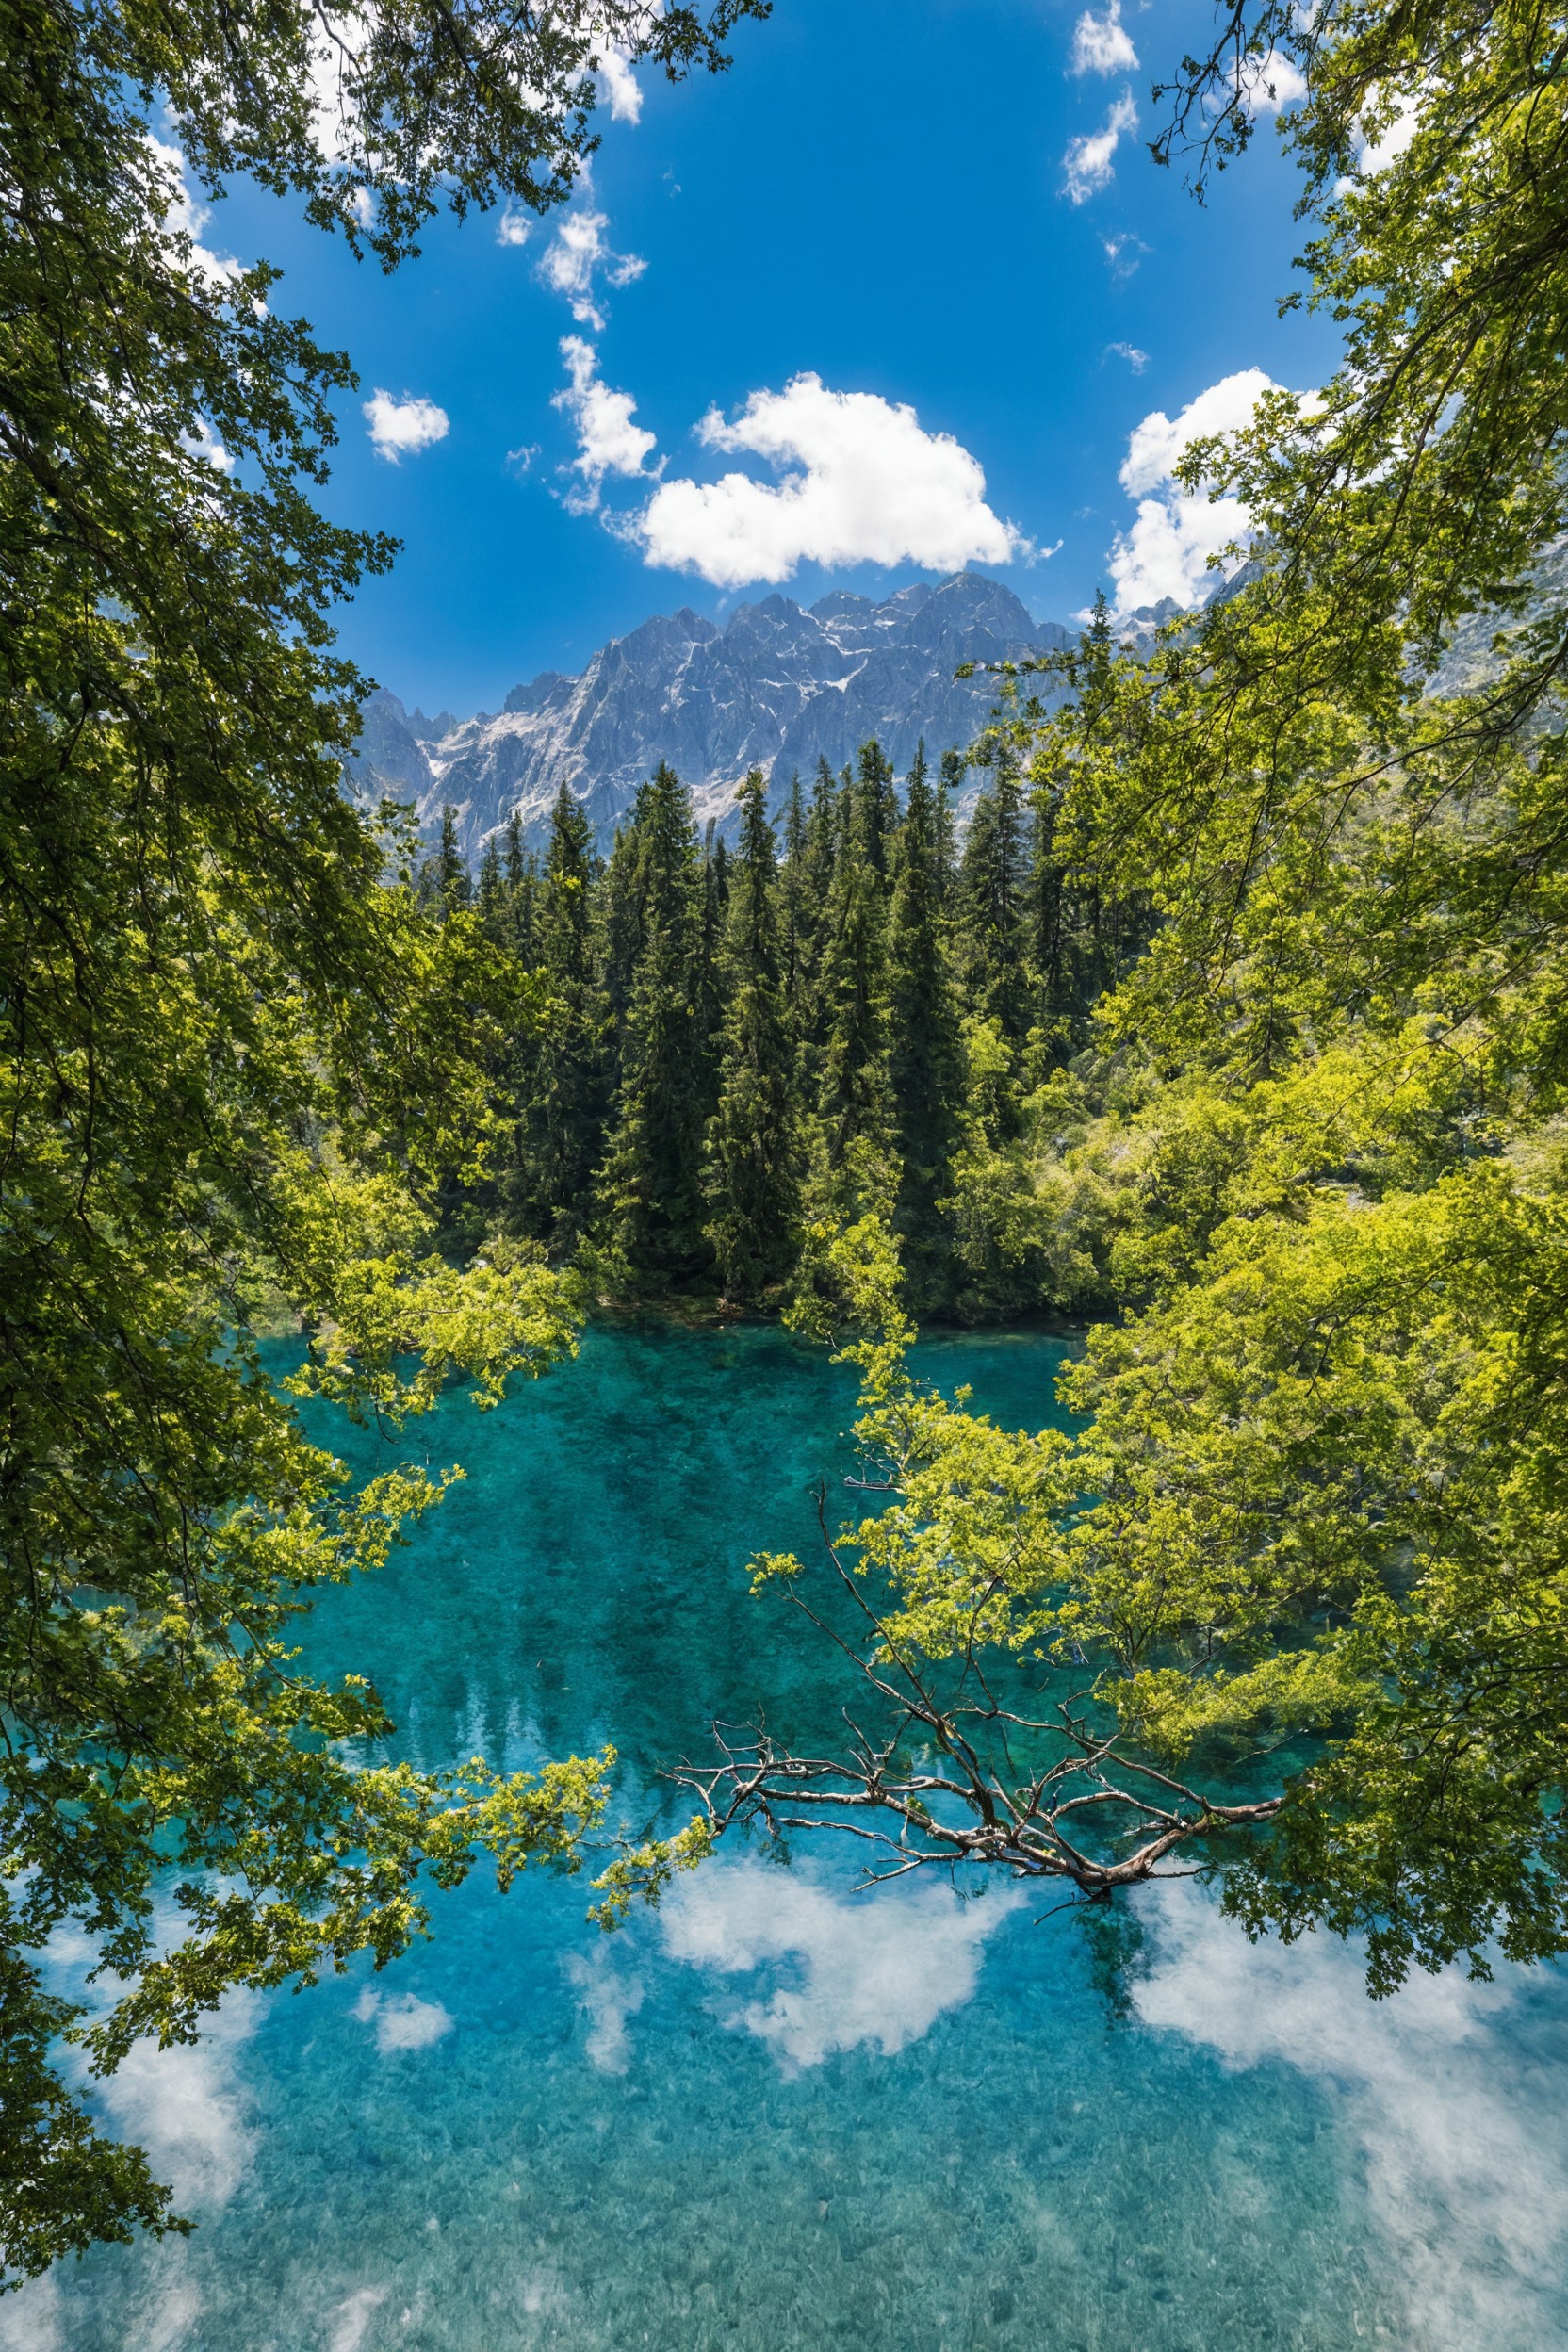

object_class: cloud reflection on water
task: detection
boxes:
[660,1858,1025,2071]
[1135,1881,1568,2351]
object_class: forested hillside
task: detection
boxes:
[414,638,1148,1316]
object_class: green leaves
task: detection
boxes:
[0,0,752,2284]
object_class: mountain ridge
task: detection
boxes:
[347,569,1089,854]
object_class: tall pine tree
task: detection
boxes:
[853,737,898,877]
[815,757,895,1179]
[958,741,1030,1048]
[776,770,811,1024]
[419,803,471,915]
[507,781,609,1250]
[887,745,964,1291]
[706,771,803,1299]
[596,764,714,1281]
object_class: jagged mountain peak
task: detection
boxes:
[348,568,1071,855]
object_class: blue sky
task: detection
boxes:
[207,0,1346,717]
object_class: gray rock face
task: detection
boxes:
[346,569,1073,854]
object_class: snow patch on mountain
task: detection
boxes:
[346,570,1073,854]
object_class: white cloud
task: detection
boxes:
[145,136,241,287]
[1105,340,1149,373]
[563,1947,645,2071]
[1118,367,1278,497]
[1102,230,1151,275]
[1063,90,1139,204]
[597,44,644,122]
[329,2287,390,2352]
[633,374,1026,587]
[91,1986,264,2211]
[537,204,646,331]
[183,417,235,473]
[0,2275,61,2352]
[1348,87,1421,176]
[352,1983,454,2050]
[1135,1884,1568,2350]
[1107,366,1282,612]
[661,1860,1023,2071]
[497,204,532,247]
[1233,47,1308,111]
[1070,1,1138,76]
[306,18,363,165]
[553,335,660,511]
[363,389,449,464]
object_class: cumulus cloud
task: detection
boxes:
[1070,1,1138,76]
[1348,87,1422,177]
[363,389,449,463]
[1106,366,1281,613]
[1118,368,1279,498]
[1104,340,1149,373]
[596,44,644,122]
[633,374,1026,588]
[537,202,646,330]
[661,1860,1022,2071]
[1063,90,1139,204]
[563,1947,645,2072]
[90,1985,264,2212]
[1102,229,1151,276]
[352,1984,454,2050]
[1136,1884,1568,2350]
[496,204,532,247]
[554,335,659,511]
[1233,47,1308,111]
[145,136,242,287]
[183,417,235,473]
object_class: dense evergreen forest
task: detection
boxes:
[417,642,1147,1317]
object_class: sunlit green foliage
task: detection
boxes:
[676,0,1568,1998]
[0,0,762,2285]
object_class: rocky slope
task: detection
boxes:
[347,570,1077,854]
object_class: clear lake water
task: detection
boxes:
[26,1323,1568,2352]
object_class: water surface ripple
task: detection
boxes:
[37,1326,1568,2352]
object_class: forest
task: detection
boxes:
[8,0,1568,2302]
[413,645,1146,1318]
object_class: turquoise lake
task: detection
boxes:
[27,1324,1568,2352]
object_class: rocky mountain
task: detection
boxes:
[347,569,1076,855]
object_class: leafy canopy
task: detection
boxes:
[692,0,1568,1999]
[0,0,755,2286]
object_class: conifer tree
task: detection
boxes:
[509,782,609,1249]
[504,812,529,893]
[596,764,714,1280]
[853,738,898,877]
[804,756,840,912]
[958,743,1030,1047]
[777,771,811,1021]
[706,771,803,1298]
[503,813,538,963]
[475,832,506,940]
[887,746,964,1287]
[936,751,964,905]
[421,802,471,915]
[816,763,896,1175]
[600,796,658,1024]
[697,824,729,1067]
